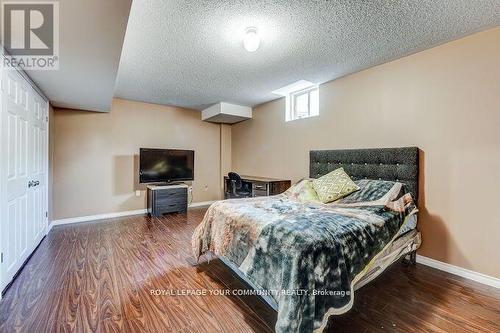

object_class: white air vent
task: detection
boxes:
[201,102,252,124]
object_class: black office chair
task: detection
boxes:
[227,172,252,198]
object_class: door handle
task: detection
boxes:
[28,180,40,188]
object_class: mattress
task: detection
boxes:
[397,213,418,237]
[193,180,418,332]
[219,226,421,312]
[354,229,420,290]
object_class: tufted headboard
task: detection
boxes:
[309,147,419,204]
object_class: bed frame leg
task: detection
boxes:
[402,250,417,266]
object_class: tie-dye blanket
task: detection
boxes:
[192,182,417,333]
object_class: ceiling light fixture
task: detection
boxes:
[243,27,260,52]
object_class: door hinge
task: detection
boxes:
[1,252,3,264]
[46,116,48,122]
[45,211,48,218]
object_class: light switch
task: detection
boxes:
[135,190,141,197]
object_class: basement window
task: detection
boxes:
[287,86,319,121]
[271,80,319,122]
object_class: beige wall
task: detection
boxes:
[232,27,500,278]
[52,98,221,220]
[48,104,55,221]
[220,124,232,198]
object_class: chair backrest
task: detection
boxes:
[228,172,242,190]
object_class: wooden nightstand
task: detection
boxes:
[147,184,188,217]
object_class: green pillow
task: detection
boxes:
[312,168,360,203]
[285,179,321,203]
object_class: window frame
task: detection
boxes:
[287,85,319,121]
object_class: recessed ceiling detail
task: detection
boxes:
[272,80,316,96]
[115,0,500,111]
[202,102,252,124]
[26,0,132,112]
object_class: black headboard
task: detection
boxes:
[309,147,419,203]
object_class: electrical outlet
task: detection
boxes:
[135,190,141,197]
[204,185,208,191]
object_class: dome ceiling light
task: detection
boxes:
[243,27,260,52]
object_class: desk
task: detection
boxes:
[224,175,291,199]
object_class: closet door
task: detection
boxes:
[0,68,48,293]
[0,70,30,291]
[28,89,48,246]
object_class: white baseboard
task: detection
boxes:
[417,255,500,289]
[48,201,217,232]
[49,209,147,231]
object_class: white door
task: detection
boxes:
[28,87,48,247]
[0,68,48,293]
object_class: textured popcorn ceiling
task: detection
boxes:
[115,0,500,110]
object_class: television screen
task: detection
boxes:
[139,148,194,183]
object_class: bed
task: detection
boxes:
[192,147,421,332]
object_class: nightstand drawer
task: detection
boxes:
[156,188,187,198]
[156,202,187,213]
[147,185,188,216]
[252,189,268,197]
[155,196,186,206]
[252,182,268,192]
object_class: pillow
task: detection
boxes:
[285,179,321,203]
[312,168,360,203]
[336,179,411,204]
[336,179,396,204]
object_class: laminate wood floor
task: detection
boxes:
[1,208,499,332]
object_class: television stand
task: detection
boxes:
[147,184,188,217]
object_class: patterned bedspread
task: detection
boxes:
[192,182,417,332]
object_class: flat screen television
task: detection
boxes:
[139,148,194,183]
